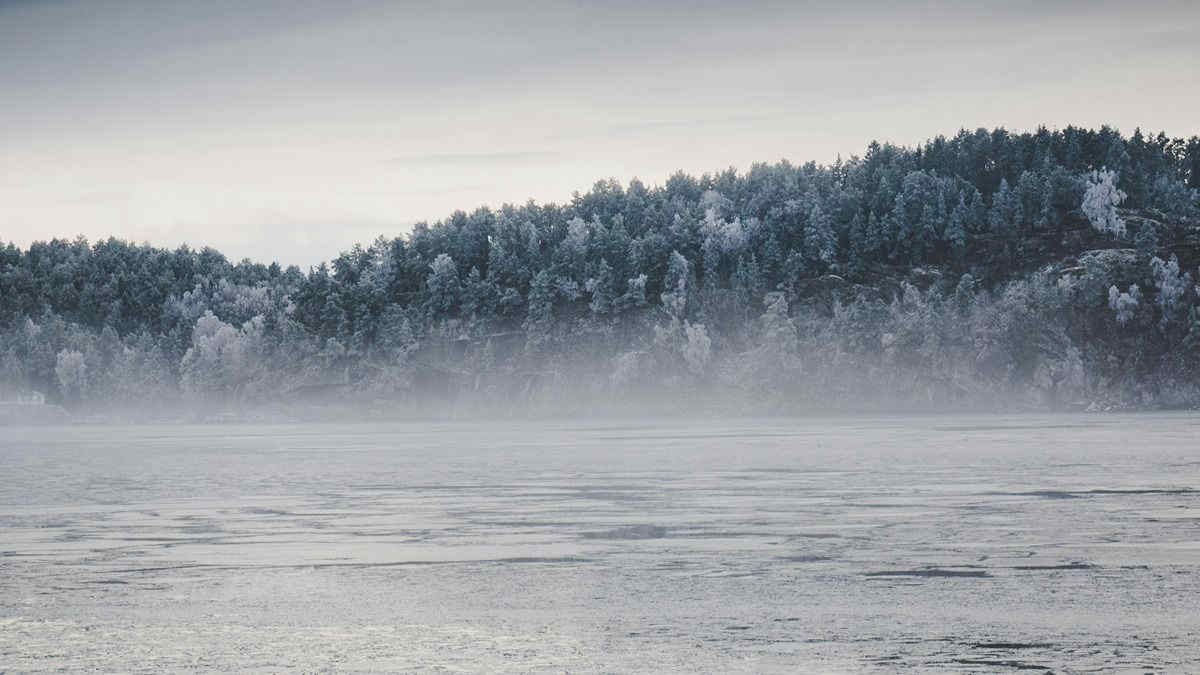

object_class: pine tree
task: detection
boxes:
[804,201,837,270]
[425,253,460,317]
[661,251,690,320]
[586,259,615,316]
[946,195,969,267]
[523,270,556,355]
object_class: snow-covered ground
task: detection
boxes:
[2,415,1198,672]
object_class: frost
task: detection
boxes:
[1150,255,1191,324]
[700,208,748,256]
[660,251,690,319]
[54,350,87,402]
[1082,169,1127,236]
[1107,284,1140,325]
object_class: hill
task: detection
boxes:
[2,125,1199,418]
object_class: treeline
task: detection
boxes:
[2,125,1200,417]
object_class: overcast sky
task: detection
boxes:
[2,0,1198,267]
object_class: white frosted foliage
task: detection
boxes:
[1082,169,1127,236]
[1107,284,1140,325]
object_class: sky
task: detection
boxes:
[2,0,1198,268]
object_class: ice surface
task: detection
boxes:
[1,414,1198,672]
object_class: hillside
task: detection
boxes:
[2,125,1200,418]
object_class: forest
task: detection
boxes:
[2,125,1200,419]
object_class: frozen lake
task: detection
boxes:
[2,415,1198,672]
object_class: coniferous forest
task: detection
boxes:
[3,125,1200,419]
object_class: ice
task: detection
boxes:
[1,414,1198,671]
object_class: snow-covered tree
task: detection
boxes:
[523,270,556,354]
[426,253,460,316]
[1083,169,1127,236]
[699,189,733,218]
[1150,256,1192,326]
[54,349,87,404]
[562,216,590,257]
[586,259,615,316]
[946,195,969,264]
[700,207,749,281]
[661,251,690,319]
[1108,284,1140,325]
[178,311,268,399]
[616,273,648,312]
[804,201,837,267]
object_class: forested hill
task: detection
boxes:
[3,125,1200,418]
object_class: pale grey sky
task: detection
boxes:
[2,0,1198,266]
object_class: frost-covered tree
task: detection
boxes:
[681,322,712,375]
[461,266,495,320]
[661,251,690,319]
[179,311,260,399]
[1150,256,1192,326]
[761,292,797,354]
[954,273,976,313]
[945,195,969,265]
[1108,284,1141,325]
[699,189,734,218]
[804,201,837,268]
[561,216,590,258]
[426,253,460,317]
[1148,176,1199,218]
[54,349,87,404]
[0,348,27,398]
[616,273,648,313]
[700,208,748,281]
[1083,169,1127,236]
[988,178,1022,268]
[586,259,615,316]
[369,304,417,391]
[523,270,556,354]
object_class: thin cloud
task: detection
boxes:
[597,115,786,138]
[386,151,561,168]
